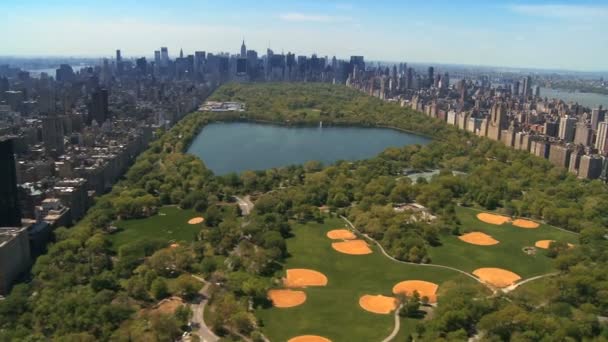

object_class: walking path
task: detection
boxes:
[381,304,403,342]
[501,272,559,293]
[191,275,220,342]
[235,196,254,216]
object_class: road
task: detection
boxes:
[190,276,219,342]
[235,196,254,216]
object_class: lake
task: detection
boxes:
[187,122,431,175]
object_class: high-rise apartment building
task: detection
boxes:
[558,116,577,142]
[0,138,22,227]
[596,121,608,155]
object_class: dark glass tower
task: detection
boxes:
[0,137,21,227]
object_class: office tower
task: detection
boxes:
[160,47,169,67]
[154,50,161,65]
[0,138,21,227]
[55,64,75,83]
[441,72,450,89]
[558,116,577,142]
[135,57,147,74]
[42,115,65,154]
[349,56,365,74]
[574,122,592,146]
[522,75,531,97]
[459,79,467,103]
[116,49,123,75]
[88,88,109,125]
[427,67,434,88]
[597,122,608,155]
[512,81,520,96]
[241,40,246,57]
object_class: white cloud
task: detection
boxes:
[508,4,608,18]
[279,12,352,23]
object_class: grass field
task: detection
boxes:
[429,207,579,278]
[256,217,480,342]
[109,206,203,249]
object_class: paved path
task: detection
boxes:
[381,304,403,342]
[191,276,220,342]
[235,196,254,216]
[501,272,559,293]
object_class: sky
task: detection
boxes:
[1,0,608,71]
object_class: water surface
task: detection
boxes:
[188,122,430,175]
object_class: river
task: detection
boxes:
[187,122,431,175]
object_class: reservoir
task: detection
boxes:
[188,122,431,175]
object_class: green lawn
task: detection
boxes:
[428,207,579,278]
[256,217,480,342]
[109,206,203,249]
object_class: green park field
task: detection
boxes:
[429,206,579,279]
[109,206,203,250]
[256,217,481,342]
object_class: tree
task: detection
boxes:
[151,278,169,300]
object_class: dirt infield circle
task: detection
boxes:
[392,280,439,303]
[284,269,328,288]
[473,268,521,288]
[331,240,373,255]
[326,229,357,240]
[512,219,540,229]
[359,295,398,314]
[288,336,332,342]
[476,213,511,225]
[535,240,574,249]
[267,289,307,308]
[187,217,205,225]
[458,232,499,246]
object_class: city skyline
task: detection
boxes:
[2,0,608,72]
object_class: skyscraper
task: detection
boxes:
[558,116,577,142]
[0,137,21,227]
[427,66,434,88]
[596,122,608,155]
[522,75,531,97]
[88,88,109,125]
[241,40,247,57]
[160,47,169,67]
[42,115,65,155]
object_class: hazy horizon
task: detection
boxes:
[2,0,608,72]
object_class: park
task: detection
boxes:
[256,207,579,342]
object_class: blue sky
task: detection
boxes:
[2,0,608,71]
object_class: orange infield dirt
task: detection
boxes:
[284,269,328,288]
[535,240,574,249]
[476,213,511,225]
[392,280,439,303]
[288,336,332,342]
[326,229,357,240]
[359,295,398,314]
[267,289,307,308]
[187,217,205,224]
[331,240,373,255]
[512,219,540,229]
[458,232,499,246]
[473,268,521,288]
